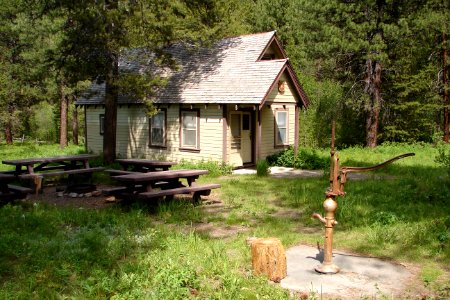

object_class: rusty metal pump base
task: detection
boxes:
[315,263,340,274]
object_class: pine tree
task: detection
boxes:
[0,0,53,143]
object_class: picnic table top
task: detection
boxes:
[113,169,208,183]
[2,154,98,166]
[115,159,177,167]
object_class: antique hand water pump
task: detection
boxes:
[312,122,414,274]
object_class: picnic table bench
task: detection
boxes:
[110,169,220,204]
[2,154,104,193]
[0,174,32,203]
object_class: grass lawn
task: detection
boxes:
[0,142,449,299]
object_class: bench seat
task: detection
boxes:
[0,184,33,203]
[102,186,128,196]
[19,167,105,179]
[0,170,22,175]
[119,183,221,204]
[7,184,33,194]
[105,169,136,176]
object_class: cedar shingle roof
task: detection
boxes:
[77,31,309,107]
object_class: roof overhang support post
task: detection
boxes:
[256,107,262,162]
[83,105,88,153]
[222,105,228,163]
[294,105,299,157]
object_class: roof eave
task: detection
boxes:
[285,60,310,108]
[259,61,310,110]
[257,31,288,61]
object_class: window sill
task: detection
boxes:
[148,145,167,149]
[274,144,289,149]
[180,148,200,153]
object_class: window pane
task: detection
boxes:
[183,129,196,146]
[278,128,287,144]
[150,111,165,146]
[182,111,197,148]
[183,113,196,129]
[99,115,105,134]
[277,112,287,127]
[152,112,164,128]
[152,128,163,145]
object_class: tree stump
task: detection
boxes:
[251,238,287,282]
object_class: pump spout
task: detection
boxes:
[311,213,326,224]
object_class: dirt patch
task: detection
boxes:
[22,184,119,209]
[191,222,250,238]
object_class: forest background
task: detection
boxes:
[1,0,449,154]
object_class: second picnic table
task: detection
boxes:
[115,159,177,172]
[111,169,220,204]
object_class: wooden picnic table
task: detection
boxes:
[115,159,177,172]
[2,154,99,174]
[2,154,104,193]
[0,174,32,202]
[110,169,220,204]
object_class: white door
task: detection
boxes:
[230,112,252,166]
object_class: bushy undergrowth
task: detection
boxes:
[266,146,328,170]
[174,159,233,177]
[435,146,450,178]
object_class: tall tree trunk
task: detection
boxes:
[102,0,119,164]
[72,103,79,145]
[443,31,449,143]
[5,105,14,144]
[59,81,68,149]
[103,52,118,164]
[365,59,382,148]
[5,120,13,144]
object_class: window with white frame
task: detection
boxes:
[181,110,199,149]
[149,109,166,147]
[275,110,288,146]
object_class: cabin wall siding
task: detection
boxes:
[117,107,148,158]
[145,106,224,162]
[259,73,299,159]
[85,107,104,154]
[85,105,224,163]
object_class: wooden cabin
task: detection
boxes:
[77,31,309,168]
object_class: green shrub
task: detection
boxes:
[256,159,269,176]
[435,147,450,177]
[266,146,328,170]
[266,147,296,167]
[174,159,233,177]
